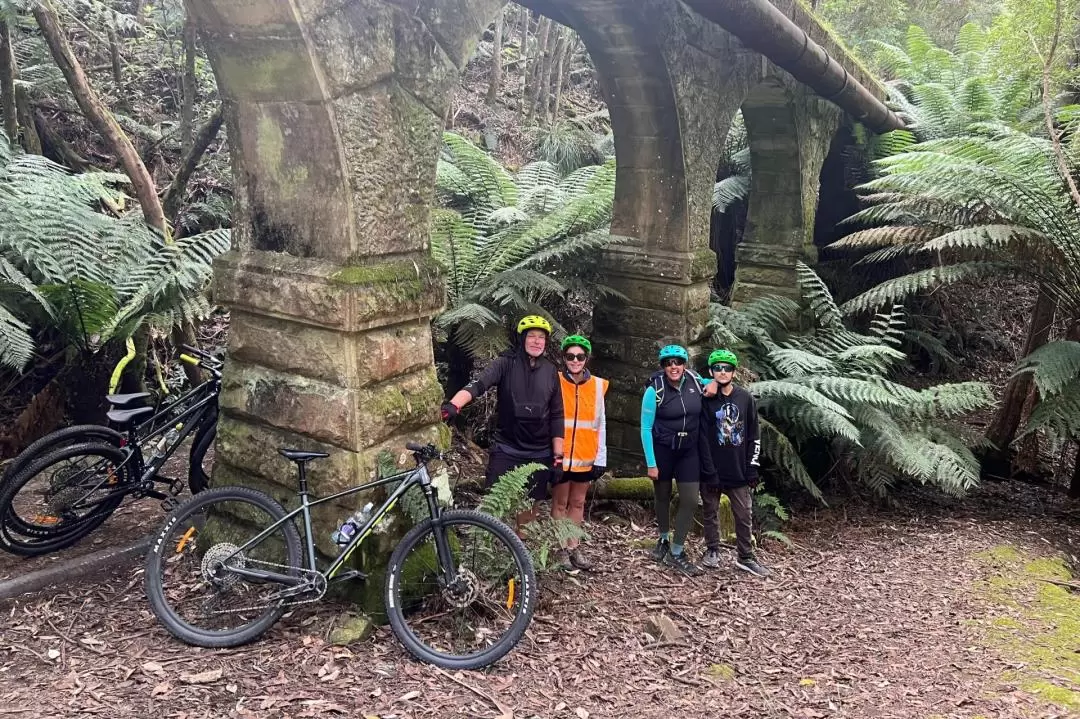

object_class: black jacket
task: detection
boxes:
[699,385,761,488]
[463,347,563,457]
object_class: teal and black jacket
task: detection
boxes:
[639,372,711,468]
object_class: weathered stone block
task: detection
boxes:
[207,39,324,103]
[227,310,352,386]
[188,0,304,35]
[229,103,351,258]
[221,361,356,448]
[308,1,397,95]
[355,368,444,444]
[333,87,443,258]
[383,0,501,70]
[215,251,445,332]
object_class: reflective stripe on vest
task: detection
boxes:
[560,375,608,471]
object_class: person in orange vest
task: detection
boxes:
[551,334,608,571]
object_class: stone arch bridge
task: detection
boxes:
[192,0,902,498]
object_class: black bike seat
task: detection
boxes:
[106,406,155,425]
[106,391,152,407]
[278,448,330,463]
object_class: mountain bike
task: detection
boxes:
[144,442,536,670]
[0,345,222,556]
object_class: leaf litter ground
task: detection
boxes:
[0,480,1077,719]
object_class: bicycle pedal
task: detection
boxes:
[169,479,185,495]
[161,496,180,512]
[333,570,367,583]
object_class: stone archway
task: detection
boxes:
[730,77,842,305]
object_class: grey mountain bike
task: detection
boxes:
[144,442,536,670]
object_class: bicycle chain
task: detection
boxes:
[197,556,328,617]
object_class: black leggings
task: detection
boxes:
[653,444,700,549]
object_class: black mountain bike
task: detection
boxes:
[0,346,222,556]
[144,443,536,670]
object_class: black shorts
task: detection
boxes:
[485,448,552,501]
[552,469,593,485]
[654,444,699,484]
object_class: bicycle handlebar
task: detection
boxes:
[406,442,445,463]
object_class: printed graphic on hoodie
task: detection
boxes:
[714,402,744,447]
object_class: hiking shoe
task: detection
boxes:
[552,548,573,570]
[663,551,703,577]
[701,549,721,569]
[735,556,771,577]
[652,537,670,563]
[569,547,594,571]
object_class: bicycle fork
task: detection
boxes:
[423,484,459,588]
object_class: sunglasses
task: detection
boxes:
[661,358,686,368]
[711,364,736,373]
[564,352,588,362]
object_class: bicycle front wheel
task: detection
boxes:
[385,509,536,670]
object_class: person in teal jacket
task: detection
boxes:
[640,344,717,577]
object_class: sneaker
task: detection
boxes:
[701,549,721,569]
[552,548,573,570]
[652,537,670,563]
[663,551,703,577]
[569,547,594,571]
[735,556,771,577]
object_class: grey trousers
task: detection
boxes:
[701,483,754,560]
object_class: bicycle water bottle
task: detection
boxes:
[331,502,374,546]
[149,423,184,461]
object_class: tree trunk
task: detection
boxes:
[1070,442,1080,498]
[524,17,551,124]
[486,10,503,105]
[34,109,91,171]
[33,0,169,238]
[106,17,123,88]
[552,31,574,123]
[162,106,224,222]
[0,21,17,145]
[986,287,1057,455]
[180,13,197,153]
[538,25,561,125]
[13,84,41,154]
[519,6,529,109]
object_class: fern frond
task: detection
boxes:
[0,302,33,370]
[840,262,1005,315]
[1012,340,1080,397]
[760,419,824,502]
[478,462,544,520]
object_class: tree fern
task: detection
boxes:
[709,263,990,500]
[0,129,229,370]
[432,132,620,360]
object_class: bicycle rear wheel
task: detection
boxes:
[1,424,124,484]
[144,486,302,648]
[0,442,129,556]
[385,508,536,670]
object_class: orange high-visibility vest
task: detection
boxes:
[559,373,608,471]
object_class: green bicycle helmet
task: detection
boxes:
[561,334,592,354]
[707,349,739,368]
[658,345,689,363]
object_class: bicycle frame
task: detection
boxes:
[219,461,454,589]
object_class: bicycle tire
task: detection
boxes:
[385,509,537,670]
[1,424,124,485]
[144,486,302,648]
[187,405,217,494]
[0,441,129,556]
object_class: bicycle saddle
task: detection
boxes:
[278,448,330,462]
[106,391,152,407]
[106,406,155,425]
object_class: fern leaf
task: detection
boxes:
[1012,340,1080,397]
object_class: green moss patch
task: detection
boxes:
[973,543,1080,712]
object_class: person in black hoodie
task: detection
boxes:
[440,315,564,524]
[698,349,771,577]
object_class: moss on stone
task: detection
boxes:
[708,663,736,681]
[972,543,1080,712]
[329,257,442,305]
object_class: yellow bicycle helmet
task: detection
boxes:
[517,315,552,335]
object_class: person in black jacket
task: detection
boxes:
[440,315,564,524]
[698,349,771,577]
